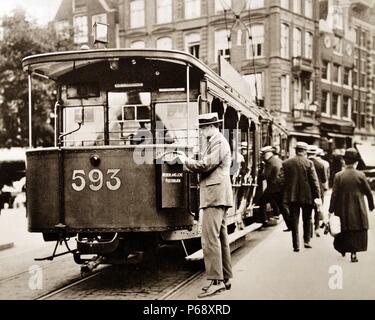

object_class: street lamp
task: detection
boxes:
[93,22,108,45]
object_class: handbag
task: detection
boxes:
[328,214,341,237]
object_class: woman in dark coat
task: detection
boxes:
[329,148,374,262]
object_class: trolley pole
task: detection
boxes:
[28,73,32,148]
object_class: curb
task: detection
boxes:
[0,242,14,251]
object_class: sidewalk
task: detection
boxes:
[174,190,375,300]
[0,208,43,253]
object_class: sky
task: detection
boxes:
[0,0,63,26]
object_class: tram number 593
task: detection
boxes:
[71,169,121,192]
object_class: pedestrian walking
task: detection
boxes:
[177,112,233,298]
[328,148,374,262]
[258,146,291,231]
[281,142,321,252]
[307,145,327,237]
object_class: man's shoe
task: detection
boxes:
[283,228,291,232]
[224,279,231,290]
[202,280,218,292]
[198,281,226,298]
[315,231,320,237]
[304,243,312,249]
[293,248,299,252]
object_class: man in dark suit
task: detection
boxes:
[281,142,321,252]
[259,146,291,231]
[307,145,327,237]
[177,112,233,298]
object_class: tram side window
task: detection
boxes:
[63,106,105,146]
[108,91,152,145]
[155,102,199,148]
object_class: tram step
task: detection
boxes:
[185,222,263,261]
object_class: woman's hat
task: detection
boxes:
[198,112,223,126]
[344,148,359,161]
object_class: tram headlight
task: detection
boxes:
[109,58,119,71]
[90,154,101,167]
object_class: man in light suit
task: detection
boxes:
[177,112,233,298]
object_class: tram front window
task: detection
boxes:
[155,102,199,147]
[63,106,105,146]
[108,91,152,145]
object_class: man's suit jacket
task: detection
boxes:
[309,156,327,198]
[185,131,233,209]
[329,168,374,231]
[281,155,320,205]
[260,155,283,194]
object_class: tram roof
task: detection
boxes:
[22,48,262,122]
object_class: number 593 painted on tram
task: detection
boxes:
[23,49,288,274]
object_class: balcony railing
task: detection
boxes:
[292,102,317,126]
[292,56,314,76]
[351,0,373,9]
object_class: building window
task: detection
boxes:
[304,79,313,103]
[247,24,264,58]
[215,0,231,13]
[73,0,86,13]
[360,30,367,47]
[55,20,70,39]
[280,0,289,9]
[304,31,313,59]
[185,33,200,58]
[373,36,375,50]
[293,78,302,106]
[333,36,342,54]
[360,74,366,87]
[130,40,145,48]
[343,67,352,86]
[331,93,339,116]
[185,0,201,19]
[247,0,264,9]
[321,91,329,114]
[353,99,358,126]
[293,28,301,57]
[355,28,360,46]
[353,70,357,86]
[130,0,145,28]
[332,7,343,29]
[73,15,88,44]
[215,29,231,62]
[292,0,301,14]
[281,74,290,112]
[322,61,330,81]
[157,0,172,24]
[333,63,340,83]
[360,114,366,128]
[304,0,313,18]
[156,37,172,49]
[243,73,264,104]
[342,96,351,119]
[280,23,289,58]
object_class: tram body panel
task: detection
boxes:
[27,147,194,232]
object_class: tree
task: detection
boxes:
[0,9,74,147]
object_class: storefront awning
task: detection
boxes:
[356,143,375,167]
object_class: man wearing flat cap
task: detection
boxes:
[259,145,291,231]
[281,141,321,252]
[177,112,233,298]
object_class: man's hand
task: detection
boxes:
[314,198,322,208]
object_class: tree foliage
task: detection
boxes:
[0,9,74,147]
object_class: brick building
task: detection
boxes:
[53,0,375,156]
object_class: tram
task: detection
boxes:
[22,49,288,272]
